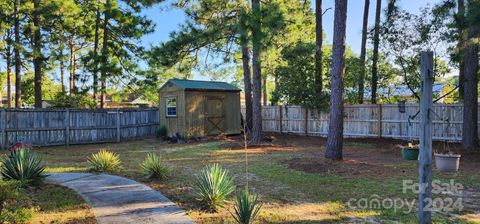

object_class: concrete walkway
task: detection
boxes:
[46,173,193,224]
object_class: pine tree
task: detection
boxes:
[315,0,323,95]
[358,0,369,104]
[251,0,263,143]
[370,0,381,104]
[462,0,479,150]
[326,0,348,160]
[13,0,21,108]
[33,0,42,108]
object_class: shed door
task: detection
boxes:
[205,97,225,135]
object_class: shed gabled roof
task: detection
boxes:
[161,79,241,92]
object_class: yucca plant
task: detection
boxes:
[194,164,235,211]
[0,148,47,187]
[231,190,262,224]
[141,153,169,179]
[87,150,121,173]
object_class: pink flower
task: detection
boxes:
[9,142,33,154]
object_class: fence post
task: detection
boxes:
[279,105,283,134]
[116,110,121,143]
[65,109,70,145]
[1,109,5,149]
[418,51,433,223]
[377,104,382,138]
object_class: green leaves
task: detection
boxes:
[87,150,121,173]
[194,164,235,211]
[231,190,262,224]
[140,153,169,179]
[0,148,47,187]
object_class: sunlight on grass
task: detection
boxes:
[30,138,479,224]
[45,166,88,173]
[28,184,95,224]
[458,213,480,224]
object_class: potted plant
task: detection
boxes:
[434,142,460,172]
[401,142,419,160]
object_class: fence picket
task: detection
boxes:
[253,104,474,142]
[0,108,160,148]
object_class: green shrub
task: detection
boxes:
[0,148,47,187]
[194,164,235,211]
[156,125,168,138]
[0,180,34,223]
[231,190,262,224]
[87,150,121,173]
[49,92,97,108]
[141,153,169,179]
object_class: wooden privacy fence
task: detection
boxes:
[0,108,160,148]
[249,104,472,142]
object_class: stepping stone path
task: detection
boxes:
[46,173,193,224]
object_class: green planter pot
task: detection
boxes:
[401,147,419,160]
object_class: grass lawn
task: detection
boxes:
[7,134,480,223]
[26,184,95,224]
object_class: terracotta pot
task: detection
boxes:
[434,154,461,172]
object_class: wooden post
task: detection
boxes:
[116,110,121,143]
[377,104,382,138]
[1,109,5,149]
[279,105,283,133]
[304,107,309,136]
[418,51,433,224]
[65,109,70,145]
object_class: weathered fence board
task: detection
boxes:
[249,104,476,142]
[0,108,160,148]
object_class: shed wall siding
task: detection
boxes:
[159,85,185,136]
[185,92,206,136]
[223,92,241,135]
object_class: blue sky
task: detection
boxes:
[141,0,442,55]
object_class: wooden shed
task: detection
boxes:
[158,79,242,137]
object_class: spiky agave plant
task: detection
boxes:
[194,164,235,211]
[232,190,262,224]
[140,153,169,179]
[0,148,47,187]
[87,150,121,173]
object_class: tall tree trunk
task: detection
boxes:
[59,44,65,93]
[14,0,21,108]
[33,0,42,108]
[458,0,466,101]
[262,76,267,106]
[370,0,381,104]
[326,0,348,160]
[6,28,12,108]
[101,2,110,109]
[242,46,253,131]
[93,7,101,104]
[315,0,323,95]
[69,36,76,95]
[358,0,369,104]
[251,0,263,143]
[462,14,478,150]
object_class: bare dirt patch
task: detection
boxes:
[227,133,480,178]
[284,157,411,178]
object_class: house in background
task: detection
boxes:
[362,83,445,103]
[104,94,153,108]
